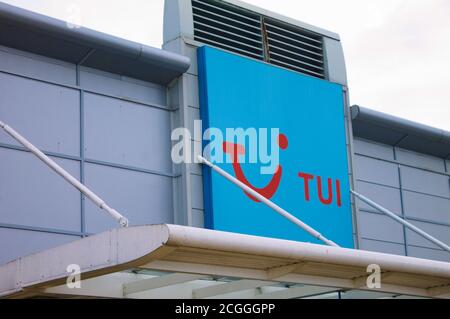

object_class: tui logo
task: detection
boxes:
[223,134,288,202]
[223,133,343,207]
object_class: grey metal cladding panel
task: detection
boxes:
[353,138,394,161]
[323,38,347,85]
[407,246,450,263]
[185,44,199,76]
[186,74,199,109]
[355,181,402,215]
[0,148,81,232]
[190,161,203,177]
[192,209,205,228]
[0,73,80,156]
[405,219,450,250]
[402,190,450,224]
[191,174,204,210]
[396,148,446,173]
[84,93,172,173]
[79,67,167,106]
[188,106,201,141]
[0,45,76,85]
[358,211,405,244]
[359,238,405,256]
[400,166,450,198]
[0,228,80,266]
[84,163,173,234]
[168,81,180,109]
[354,155,399,188]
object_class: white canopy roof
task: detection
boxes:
[1,225,449,299]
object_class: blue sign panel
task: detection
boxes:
[198,46,354,248]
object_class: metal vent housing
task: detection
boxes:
[192,0,325,79]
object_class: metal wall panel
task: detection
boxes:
[187,106,201,139]
[400,166,450,198]
[354,155,399,188]
[0,149,81,232]
[396,148,446,173]
[354,137,450,262]
[359,238,406,256]
[358,211,405,244]
[0,45,174,264]
[322,37,348,85]
[0,73,80,156]
[186,73,200,109]
[353,138,394,161]
[0,45,76,86]
[407,245,450,262]
[355,181,402,215]
[405,219,450,250]
[191,174,204,211]
[402,190,450,224]
[84,93,172,173]
[192,208,205,228]
[84,163,174,234]
[0,228,80,265]
[79,67,167,107]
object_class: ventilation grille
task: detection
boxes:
[192,0,325,79]
[192,0,264,61]
[265,19,324,79]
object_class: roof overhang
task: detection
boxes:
[351,105,450,159]
[0,2,190,85]
[1,225,449,299]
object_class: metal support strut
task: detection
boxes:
[198,155,339,247]
[0,120,129,228]
[351,190,450,253]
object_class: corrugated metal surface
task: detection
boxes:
[192,0,325,79]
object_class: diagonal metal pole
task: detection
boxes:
[0,120,129,228]
[351,190,450,253]
[198,155,339,247]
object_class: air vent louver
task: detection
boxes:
[192,0,326,79]
[192,0,264,60]
[265,19,325,79]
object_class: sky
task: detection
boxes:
[1,0,449,130]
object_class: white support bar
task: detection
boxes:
[351,190,450,253]
[198,155,339,247]
[193,279,273,299]
[255,285,340,299]
[0,120,129,228]
[123,273,206,296]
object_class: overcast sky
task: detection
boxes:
[1,0,449,130]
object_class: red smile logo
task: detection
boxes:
[223,134,289,202]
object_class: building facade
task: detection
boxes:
[0,0,449,296]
